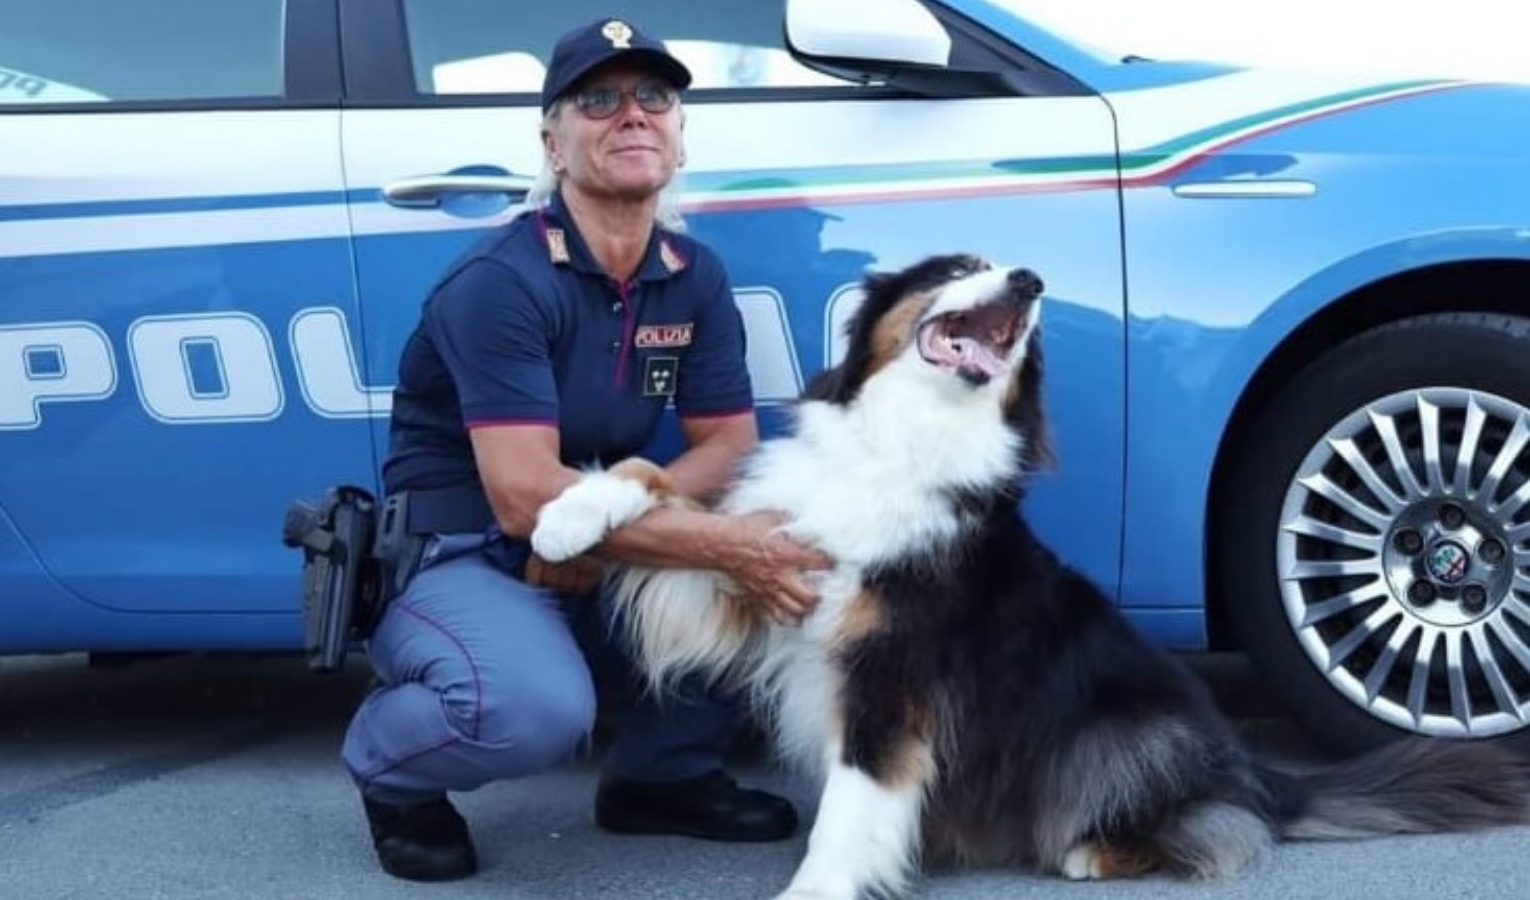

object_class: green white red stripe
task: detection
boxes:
[680,78,1470,213]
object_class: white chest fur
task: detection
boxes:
[723,371,1022,778]
[724,370,1021,566]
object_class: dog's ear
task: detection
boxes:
[802,269,901,405]
[1022,413,1057,474]
[859,269,898,296]
[801,363,849,403]
[1006,331,1056,473]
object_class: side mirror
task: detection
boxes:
[784,0,952,76]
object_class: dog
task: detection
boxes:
[531,254,1530,900]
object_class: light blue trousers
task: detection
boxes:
[340,534,741,804]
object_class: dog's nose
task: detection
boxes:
[1006,267,1044,299]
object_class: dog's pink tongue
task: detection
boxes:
[956,339,1009,377]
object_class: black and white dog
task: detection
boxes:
[532,255,1530,899]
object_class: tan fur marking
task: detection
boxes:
[833,589,887,650]
[826,590,886,741]
[608,456,698,510]
[866,289,939,380]
[1091,844,1162,879]
[607,456,673,495]
[826,698,936,791]
[881,713,937,790]
[828,590,935,790]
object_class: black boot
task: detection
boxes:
[361,795,479,882]
[595,770,798,842]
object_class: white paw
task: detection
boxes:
[530,473,656,562]
[1061,843,1101,881]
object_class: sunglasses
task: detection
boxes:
[571,82,677,119]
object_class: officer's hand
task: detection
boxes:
[723,511,833,625]
[525,552,605,594]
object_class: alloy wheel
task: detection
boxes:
[1277,387,1530,738]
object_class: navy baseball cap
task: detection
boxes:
[541,18,693,113]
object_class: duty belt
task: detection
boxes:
[397,483,495,534]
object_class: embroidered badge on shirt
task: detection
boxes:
[546,227,570,264]
[643,356,679,397]
[634,323,693,348]
[659,239,686,273]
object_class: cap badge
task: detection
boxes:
[602,20,634,49]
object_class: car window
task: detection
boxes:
[0,65,107,104]
[0,0,284,106]
[401,0,846,96]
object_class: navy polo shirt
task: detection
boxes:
[381,190,755,496]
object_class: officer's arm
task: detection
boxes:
[473,419,824,620]
[595,411,829,622]
[468,422,581,538]
[469,418,758,549]
[663,411,758,503]
[594,504,826,623]
[468,416,750,555]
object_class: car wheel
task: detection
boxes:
[1221,312,1530,754]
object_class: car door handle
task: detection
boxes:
[381,173,536,209]
[1171,180,1317,199]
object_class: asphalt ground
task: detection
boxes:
[1,652,1526,900]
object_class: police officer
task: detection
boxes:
[339,17,833,883]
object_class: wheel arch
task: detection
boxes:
[1204,257,1530,650]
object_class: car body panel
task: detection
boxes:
[2,0,1528,662]
[0,110,368,639]
[340,91,1129,598]
[1109,76,1530,611]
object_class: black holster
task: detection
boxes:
[281,483,492,672]
[281,485,386,673]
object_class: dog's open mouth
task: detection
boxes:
[916,302,1022,385]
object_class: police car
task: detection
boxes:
[5,0,1530,755]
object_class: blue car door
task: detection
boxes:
[0,0,366,652]
[337,0,1126,601]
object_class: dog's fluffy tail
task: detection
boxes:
[1268,738,1530,841]
[608,565,765,693]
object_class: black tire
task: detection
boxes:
[1220,312,1530,755]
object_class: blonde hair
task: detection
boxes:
[522,99,688,233]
